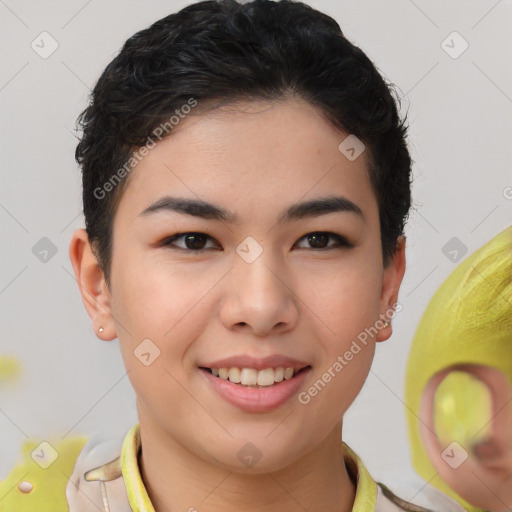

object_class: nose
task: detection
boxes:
[219,251,299,337]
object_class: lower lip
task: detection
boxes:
[199,367,312,413]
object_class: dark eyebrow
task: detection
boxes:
[138,195,364,223]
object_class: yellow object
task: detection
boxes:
[0,355,21,382]
[0,435,88,511]
[433,370,493,451]
[405,225,512,512]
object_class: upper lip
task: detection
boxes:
[199,354,311,371]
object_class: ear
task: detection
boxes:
[68,228,117,341]
[375,235,406,342]
[419,364,512,511]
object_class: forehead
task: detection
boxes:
[115,98,377,224]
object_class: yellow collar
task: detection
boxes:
[120,423,378,511]
[120,423,154,511]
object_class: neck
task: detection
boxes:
[137,415,356,512]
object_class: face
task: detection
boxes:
[99,98,401,472]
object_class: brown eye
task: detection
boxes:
[161,233,219,251]
[295,232,352,250]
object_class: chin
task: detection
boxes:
[202,436,310,475]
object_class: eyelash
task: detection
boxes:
[160,232,354,252]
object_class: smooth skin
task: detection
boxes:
[70,97,406,512]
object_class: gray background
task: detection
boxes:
[1,0,511,503]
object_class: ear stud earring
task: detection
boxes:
[98,327,104,333]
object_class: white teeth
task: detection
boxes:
[257,368,275,386]
[274,367,284,382]
[209,366,300,387]
[240,368,258,385]
[228,367,241,383]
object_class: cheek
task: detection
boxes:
[111,259,215,410]
[298,257,383,338]
[290,260,380,409]
[112,254,217,340]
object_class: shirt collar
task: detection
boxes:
[121,423,378,512]
[120,423,156,512]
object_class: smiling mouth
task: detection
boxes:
[199,366,311,388]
